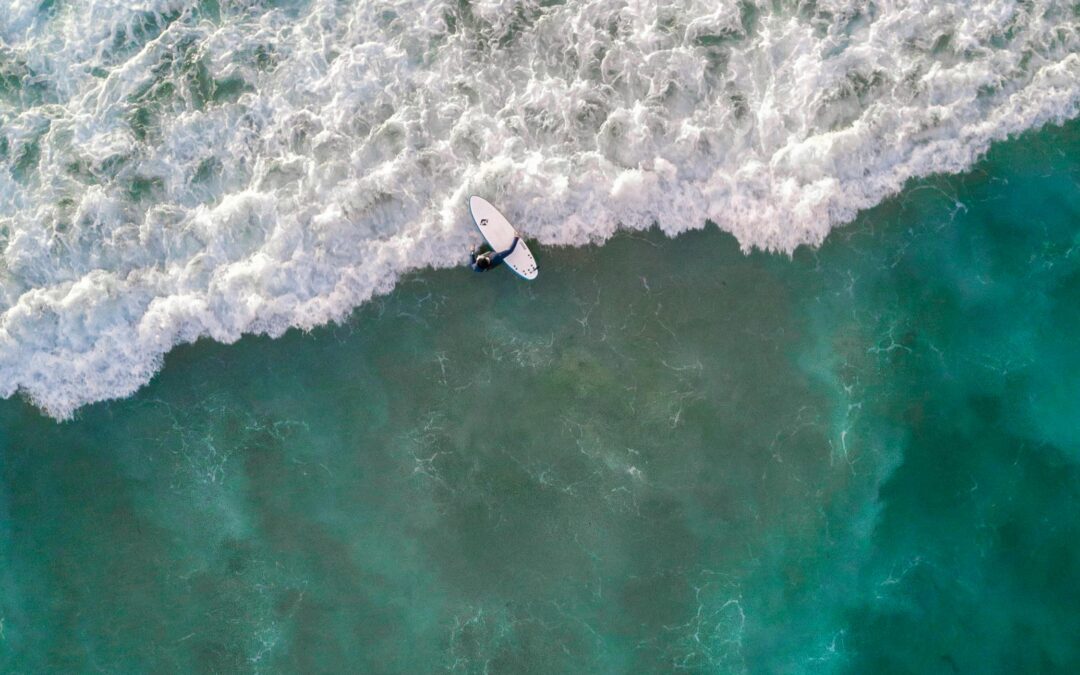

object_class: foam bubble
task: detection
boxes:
[1,0,1079,417]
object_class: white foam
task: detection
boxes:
[1,0,1079,417]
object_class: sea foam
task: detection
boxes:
[1,0,1079,417]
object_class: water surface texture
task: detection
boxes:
[3,0,1080,670]
[2,120,1079,671]
[2,0,1079,415]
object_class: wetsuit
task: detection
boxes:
[471,236,520,272]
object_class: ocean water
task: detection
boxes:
[2,119,1079,672]
[3,0,1080,672]
[1,0,1079,416]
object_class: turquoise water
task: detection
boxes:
[4,0,1078,416]
[2,120,1080,672]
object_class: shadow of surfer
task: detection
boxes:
[469,236,520,273]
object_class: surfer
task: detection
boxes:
[470,236,520,273]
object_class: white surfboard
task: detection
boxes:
[468,196,538,280]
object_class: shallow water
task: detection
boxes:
[1,120,1078,672]
[3,0,1078,416]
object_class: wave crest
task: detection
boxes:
[2,0,1079,417]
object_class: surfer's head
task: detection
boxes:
[476,255,491,270]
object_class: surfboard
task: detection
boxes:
[468,196,538,280]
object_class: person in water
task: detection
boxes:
[470,236,520,272]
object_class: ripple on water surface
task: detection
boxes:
[1,122,1080,671]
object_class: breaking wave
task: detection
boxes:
[1,0,1079,417]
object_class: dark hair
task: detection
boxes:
[477,255,491,269]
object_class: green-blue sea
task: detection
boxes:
[2,119,1079,672]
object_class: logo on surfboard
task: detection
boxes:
[480,219,488,226]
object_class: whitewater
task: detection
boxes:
[1,0,1078,418]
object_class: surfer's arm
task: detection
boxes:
[492,237,520,264]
